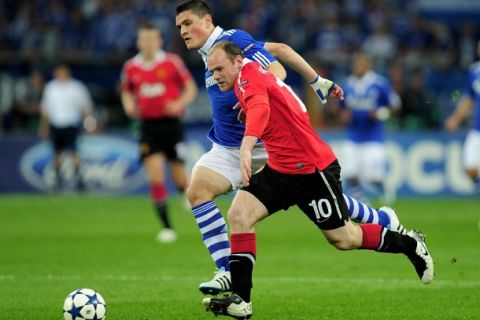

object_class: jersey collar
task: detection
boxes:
[198,26,224,65]
[133,50,167,69]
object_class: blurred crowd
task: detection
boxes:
[0,0,479,134]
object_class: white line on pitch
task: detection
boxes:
[0,274,479,288]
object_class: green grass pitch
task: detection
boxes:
[0,195,479,319]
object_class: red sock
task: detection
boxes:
[231,233,256,256]
[359,224,383,250]
[150,184,168,202]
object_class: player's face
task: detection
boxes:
[54,66,70,81]
[207,49,242,92]
[137,29,161,56]
[176,11,212,50]
[352,55,371,78]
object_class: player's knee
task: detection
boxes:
[186,184,214,207]
[325,233,357,251]
[227,206,252,232]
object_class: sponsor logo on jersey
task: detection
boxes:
[156,68,167,78]
[139,82,165,97]
[19,135,146,194]
[205,75,218,88]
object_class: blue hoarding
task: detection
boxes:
[0,129,476,197]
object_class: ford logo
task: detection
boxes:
[19,134,146,195]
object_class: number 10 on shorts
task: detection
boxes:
[308,199,332,220]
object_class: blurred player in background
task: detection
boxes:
[175,0,404,295]
[338,52,400,204]
[39,63,94,192]
[121,22,197,243]
[202,41,433,319]
[445,40,480,193]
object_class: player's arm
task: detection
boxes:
[121,90,138,119]
[120,64,138,119]
[265,61,286,81]
[79,83,96,132]
[230,30,287,81]
[264,42,343,103]
[38,87,50,139]
[240,95,270,186]
[370,84,400,121]
[444,96,474,131]
[165,78,198,117]
[38,111,50,139]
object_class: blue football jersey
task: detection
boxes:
[464,61,480,131]
[340,71,396,142]
[198,26,276,147]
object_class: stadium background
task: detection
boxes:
[1,0,480,196]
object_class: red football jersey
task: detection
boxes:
[121,50,193,119]
[234,61,337,174]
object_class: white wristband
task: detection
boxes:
[310,75,334,104]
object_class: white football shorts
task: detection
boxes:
[339,140,386,181]
[463,129,480,170]
[194,142,268,190]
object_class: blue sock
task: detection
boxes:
[343,194,390,227]
[193,201,230,271]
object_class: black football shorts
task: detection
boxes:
[139,117,185,162]
[50,125,80,152]
[241,160,349,230]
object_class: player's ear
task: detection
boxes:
[235,55,243,65]
[204,14,213,27]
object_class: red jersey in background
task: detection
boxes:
[234,61,337,174]
[121,50,192,119]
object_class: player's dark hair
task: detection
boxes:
[208,41,244,63]
[138,21,159,32]
[175,0,212,17]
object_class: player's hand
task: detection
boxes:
[233,103,246,123]
[240,149,252,186]
[444,116,459,132]
[124,105,139,119]
[165,100,185,117]
[329,83,344,101]
[370,107,391,121]
[310,76,344,104]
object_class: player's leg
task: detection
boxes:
[188,145,237,294]
[143,152,177,243]
[50,126,63,190]
[322,220,433,284]
[340,140,367,203]
[192,144,268,294]
[342,193,406,234]
[463,130,480,192]
[298,161,433,284]
[204,165,292,318]
[53,151,62,191]
[166,121,188,198]
[188,164,232,270]
[204,167,277,318]
[69,126,84,191]
[362,141,393,204]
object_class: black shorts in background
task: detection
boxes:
[241,160,349,230]
[50,125,80,152]
[139,117,185,162]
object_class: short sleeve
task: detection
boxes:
[169,53,193,83]
[228,29,276,69]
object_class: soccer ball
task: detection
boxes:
[63,288,106,320]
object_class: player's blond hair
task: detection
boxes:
[208,41,244,63]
